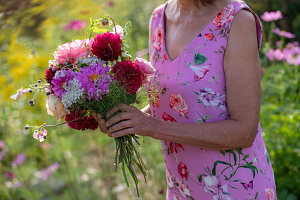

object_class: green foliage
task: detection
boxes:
[261,64,300,199]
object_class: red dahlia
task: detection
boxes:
[65,110,98,130]
[111,60,143,94]
[91,32,122,62]
[44,67,60,94]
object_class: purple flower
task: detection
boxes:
[10,88,31,100]
[272,28,295,39]
[51,69,76,99]
[261,11,282,22]
[197,88,226,111]
[12,153,26,168]
[266,49,285,61]
[63,20,87,31]
[77,63,112,100]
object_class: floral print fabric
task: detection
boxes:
[146,1,277,199]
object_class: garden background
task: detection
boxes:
[0,0,299,199]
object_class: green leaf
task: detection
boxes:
[193,53,207,65]
[121,159,129,187]
[212,161,230,175]
[198,174,203,183]
[92,27,108,34]
[240,165,258,179]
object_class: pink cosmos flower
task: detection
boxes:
[0,140,4,149]
[272,28,295,39]
[261,11,282,22]
[12,153,26,168]
[63,20,87,32]
[266,49,285,61]
[54,39,89,65]
[39,162,60,181]
[10,88,31,100]
[33,129,47,142]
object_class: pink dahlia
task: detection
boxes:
[54,39,89,65]
[111,60,143,94]
[77,62,112,100]
[51,69,76,99]
[91,32,122,62]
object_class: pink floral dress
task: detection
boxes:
[146,1,277,199]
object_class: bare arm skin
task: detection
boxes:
[104,10,261,150]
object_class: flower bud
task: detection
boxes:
[46,91,51,96]
[29,100,35,106]
[101,18,109,26]
[34,84,38,87]
[29,89,33,93]
[24,125,29,130]
[43,123,47,127]
[38,80,42,83]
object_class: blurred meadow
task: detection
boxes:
[0,0,299,199]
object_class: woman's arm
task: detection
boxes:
[105,10,261,150]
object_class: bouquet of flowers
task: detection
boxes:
[11,14,156,196]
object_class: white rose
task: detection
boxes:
[46,94,69,121]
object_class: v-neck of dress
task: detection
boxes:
[161,0,237,63]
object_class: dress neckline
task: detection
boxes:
[161,0,238,63]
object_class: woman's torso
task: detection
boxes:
[146,1,277,199]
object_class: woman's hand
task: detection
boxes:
[104,103,157,138]
[91,112,110,135]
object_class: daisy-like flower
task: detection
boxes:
[51,69,76,99]
[61,78,84,108]
[77,62,112,100]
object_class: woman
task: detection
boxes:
[92,0,277,199]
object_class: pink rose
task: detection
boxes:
[169,93,189,117]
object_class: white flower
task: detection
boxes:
[203,175,231,200]
[61,78,84,108]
